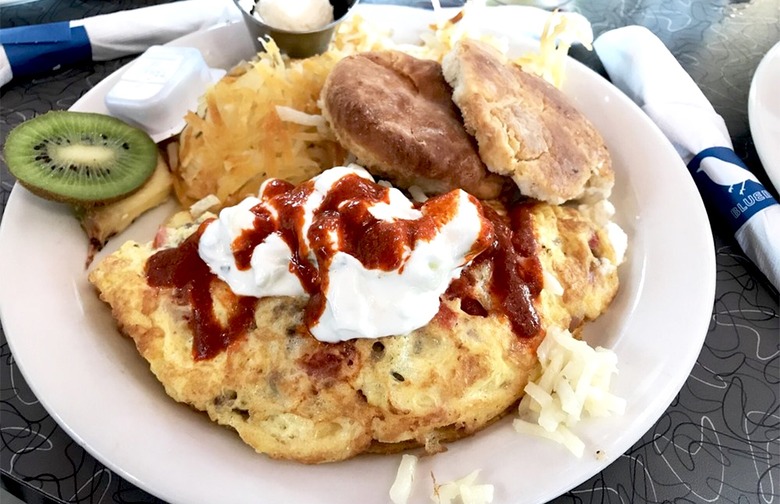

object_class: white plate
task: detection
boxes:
[0,5,716,504]
[749,40,780,193]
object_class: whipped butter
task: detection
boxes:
[242,0,335,32]
[198,165,493,343]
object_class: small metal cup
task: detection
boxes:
[232,0,361,59]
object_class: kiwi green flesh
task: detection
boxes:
[4,111,158,206]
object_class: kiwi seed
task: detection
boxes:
[3,111,158,206]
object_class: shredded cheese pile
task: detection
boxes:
[513,327,625,457]
[401,1,593,88]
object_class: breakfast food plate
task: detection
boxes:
[749,40,780,193]
[0,4,715,504]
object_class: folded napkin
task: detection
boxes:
[594,26,779,290]
[0,0,241,87]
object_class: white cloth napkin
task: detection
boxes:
[594,26,780,290]
[0,0,241,87]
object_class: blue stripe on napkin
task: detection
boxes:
[688,146,778,234]
[0,21,71,44]
[2,22,92,81]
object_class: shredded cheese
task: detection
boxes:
[390,454,419,504]
[514,327,625,457]
[408,185,429,203]
[274,105,326,128]
[431,470,494,504]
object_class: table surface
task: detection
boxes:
[1,0,778,503]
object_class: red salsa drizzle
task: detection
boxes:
[444,202,543,339]
[235,173,488,329]
[302,174,479,326]
[145,221,257,360]
[232,207,276,271]
[307,174,457,270]
[144,171,547,361]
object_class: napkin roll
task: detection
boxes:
[687,147,777,233]
[594,26,780,290]
[0,0,241,87]
[687,147,780,289]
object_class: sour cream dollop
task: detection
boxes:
[198,165,493,343]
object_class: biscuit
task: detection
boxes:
[442,39,614,204]
[321,50,508,199]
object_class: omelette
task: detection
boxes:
[88,195,622,464]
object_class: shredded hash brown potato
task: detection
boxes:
[513,10,594,88]
[403,2,509,63]
[173,17,394,208]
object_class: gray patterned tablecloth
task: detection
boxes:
[1,0,778,503]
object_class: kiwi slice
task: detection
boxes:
[3,111,158,206]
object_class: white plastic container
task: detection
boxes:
[105,45,225,142]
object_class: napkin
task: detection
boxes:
[593,26,779,290]
[0,0,242,87]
